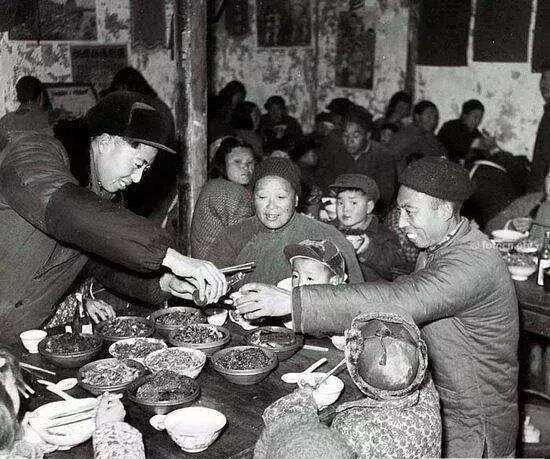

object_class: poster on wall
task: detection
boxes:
[256,0,311,47]
[70,45,128,96]
[9,0,97,41]
[335,12,375,90]
[43,83,97,119]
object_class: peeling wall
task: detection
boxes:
[211,0,409,130]
[416,0,542,158]
[0,0,177,117]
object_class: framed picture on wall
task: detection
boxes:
[9,0,97,41]
[43,82,97,120]
[70,45,128,96]
[335,12,375,90]
[256,0,312,47]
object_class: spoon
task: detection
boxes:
[281,357,327,383]
[37,378,78,400]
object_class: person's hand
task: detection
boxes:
[95,392,125,428]
[162,248,227,304]
[85,299,116,323]
[159,273,195,300]
[356,234,370,254]
[234,283,292,320]
[21,412,61,453]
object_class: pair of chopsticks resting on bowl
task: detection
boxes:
[15,362,57,399]
[192,262,255,306]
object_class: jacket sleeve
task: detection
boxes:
[359,226,404,279]
[93,422,145,459]
[293,250,490,335]
[0,135,172,273]
[84,259,170,307]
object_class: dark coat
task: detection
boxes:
[530,104,550,191]
[0,133,171,341]
[437,118,481,163]
[290,219,519,458]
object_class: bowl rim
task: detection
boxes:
[127,371,200,407]
[168,324,231,348]
[78,357,147,391]
[165,406,227,432]
[38,333,103,358]
[144,347,207,373]
[242,326,303,353]
[108,337,168,360]
[149,306,207,330]
[95,316,155,340]
[491,229,528,242]
[210,345,278,375]
[298,373,345,393]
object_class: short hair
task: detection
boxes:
[264,95,286,111]
[413,100,437,116]
[230,101,258,130]
[385,91,412,118]
[106,66,157,97]
[218,80,246,103]
[209,136,254,180]
[344,106,374,134]
[15,76,43,103]
[327,97,355,117]
[462,99,484,115]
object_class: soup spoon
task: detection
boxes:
[281,357,327,384]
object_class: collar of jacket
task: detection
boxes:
[426,217,468,254]
[336,214,377,234]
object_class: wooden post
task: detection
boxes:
[405,0,419,100]
[175,0,208,254]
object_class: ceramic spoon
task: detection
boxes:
[281,357,327,384]
[37,378,77,400]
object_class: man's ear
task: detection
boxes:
[366,200,375,214]
[437,201,454,221]
[294,193,299,208]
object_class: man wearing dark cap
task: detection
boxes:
[236,156,519,458]
[0,91,226,342]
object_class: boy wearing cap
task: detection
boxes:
[330,173,403,282]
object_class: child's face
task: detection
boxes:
[291,258,334,288]
[336,190,373,229]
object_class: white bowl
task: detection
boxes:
[508,264,537,281]
[144,347,206,379]
[491,229,528,243]
[108,337,167,364]
[330,336,346,351]
[298,373,344,410]
[20,330,47,354]
[205,308,228,326]
[151,407,226,453]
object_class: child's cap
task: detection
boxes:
[329,174,380,203]
[284,239,346,278]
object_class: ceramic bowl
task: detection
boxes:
[149,307,207,338]
[150,407,226,453]
[242,326,303,361]
[144,347,207,379]
[20,329,47,354]
[38,334,103,368]
[508,264,537,281]
[95,316,155,344]
[298,372,345,410]
[205,308,229,326]
[78,358,147,396]
[108,337,167,364]
[168,324,230,356]
[491,229,528,243]
[211,346,277,385]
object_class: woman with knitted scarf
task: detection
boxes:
[190,137,256,260]
[254,310,441,459]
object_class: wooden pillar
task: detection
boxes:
[405,0,419,99]
[175,0,208,254]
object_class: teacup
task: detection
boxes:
[20,330,47,354]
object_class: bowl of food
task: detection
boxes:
[243,326,303,361]
[297,373,345,410]
[38,333,103,368]
[78,358,147,396]
[211,346,277,385]
[205,308,228,326]
[515,239,540,254]
[144,347,206,379]
[95,316,155,344]
[491,229,528,243]
[108,337,167,364]
[150,407,226,453]
[149,307,207,338]
[503,253,538,281]
[168,324,230,355]
[128,370,200,415]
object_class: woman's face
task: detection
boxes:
[343,122,369,156]
[462,109,484,132]
[95,135,157,193]
[225,147,255,185]
[391,101,410,121]
[415,107,439,133]
[254,176,297,229]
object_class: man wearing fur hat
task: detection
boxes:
[237,156,519,458]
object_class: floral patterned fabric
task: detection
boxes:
[93,422,145,459]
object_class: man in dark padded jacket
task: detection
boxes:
[0,91,226,342]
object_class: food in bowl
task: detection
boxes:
[171,324,224,344]
[248,327,296,349]
[155,310,206,326]
[298,373,345,409]
[42,333,101,354]
[135,370,197,402]
[109,338,166,362]
[502,253,538,281]
[216,347,272,370]
[96,317,154,339]
[145,347,206,378]
[515,239,540,254]
[81,359,143,387]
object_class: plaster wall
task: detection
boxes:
[0,0,176,117]
[211,0,409,130]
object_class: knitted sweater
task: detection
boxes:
[190,178,253,260]
[209,213,363,285]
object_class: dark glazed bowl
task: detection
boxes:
[243,326,303,361]
[211,346,277,386]
[95,316,155,344]
[78,358,147,396]
[38,334,103,368]
[149,307,206,338]
[168,324,231,355]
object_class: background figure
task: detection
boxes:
[373,90,411,140]
[230,101,264,158]
[0,76,52,151]
[209,80,247,143]
[260,95,303,154]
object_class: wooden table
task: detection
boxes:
[15,324,361,459]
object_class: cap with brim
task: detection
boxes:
[329,174,380,203]
[86,90,176,155]
[284,239,345,278]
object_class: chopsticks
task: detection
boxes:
[20,362,56,376]
[314,358,346,389]
[220,262,255,275]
